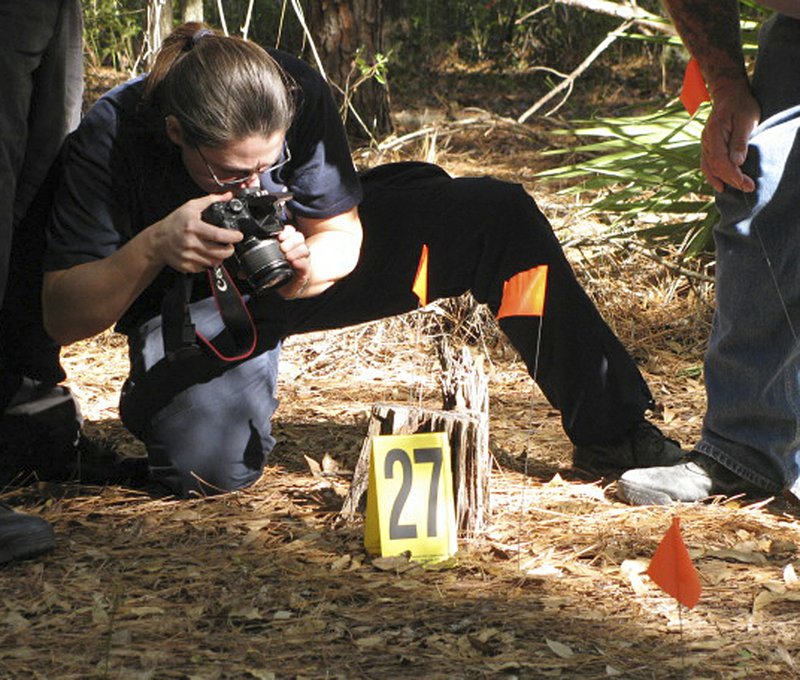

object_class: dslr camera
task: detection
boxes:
[201,189,294,294]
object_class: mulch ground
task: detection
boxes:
[2,70,800,679]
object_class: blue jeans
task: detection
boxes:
[121,297,281,497]
[697,15,800,497]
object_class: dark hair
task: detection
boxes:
[142,22,295,147]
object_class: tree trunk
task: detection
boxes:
[307,0,392,140]
[145,0,174,69]
[340,403,491,537]
[180,0,203,23]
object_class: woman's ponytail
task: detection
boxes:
[141,22,295,147]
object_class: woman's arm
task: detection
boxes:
[43,193,242,344]
[276,205,363,299]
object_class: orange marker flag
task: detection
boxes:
[647,517,702,610]
[497,265,548,319]
[412,244,429,307]
[680,58,710,116]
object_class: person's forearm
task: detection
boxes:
[301,230,362,294]
[662,0,750,97]
[288,208,363,298]
[44,194,243,342]
[43,229,164,344]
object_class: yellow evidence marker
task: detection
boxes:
[364,432,457,563]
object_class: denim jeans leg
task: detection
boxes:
[698,110,800,493]
[121,298,281,498]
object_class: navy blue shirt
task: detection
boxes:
[45,49,362,334]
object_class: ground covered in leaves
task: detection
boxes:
[2,64,800,679]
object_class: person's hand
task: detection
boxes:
[702,81,761,193]
[151,193,243,272]
[276,223,312,298]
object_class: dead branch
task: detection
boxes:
[241,0,255,40]
[215,0,228,36]
[518,19,634,123]
[551,0,675,35]
[563,231,715,283]
[376,108,546,154]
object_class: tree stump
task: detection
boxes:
[341,342,491,537]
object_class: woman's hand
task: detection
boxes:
[276,207,363,300]
[151,193,243,272]
[42,193,247,344]
[275,223,312,299]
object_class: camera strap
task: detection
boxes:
[161,266,258,364]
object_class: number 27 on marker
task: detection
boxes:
[365,432,457,562]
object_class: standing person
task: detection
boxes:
[618,1,800,504]
[0,0,83,563]
[42,23,683,499]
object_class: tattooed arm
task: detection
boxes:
[662,0,760,191]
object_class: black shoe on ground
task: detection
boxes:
[0,503,55,564]
[73,435,150,486]
[616,451,766,505]
[572,420,684,475]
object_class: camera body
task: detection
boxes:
[201,189,294,294]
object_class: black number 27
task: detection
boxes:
[384,447,443,540]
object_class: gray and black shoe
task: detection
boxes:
[616,451,766,505]
[572,420,684,475]
[0,503,55,564]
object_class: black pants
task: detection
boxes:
[0,0,84,409]
[123,163,653,496]
[262,163,652,440]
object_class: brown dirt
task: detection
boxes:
[2,64,799,680]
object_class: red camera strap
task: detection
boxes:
[161,267,257,364]
[196,265,258,362]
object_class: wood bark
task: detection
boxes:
[307,0,392,140]
[180,0,203,23]
[145,0,174,68]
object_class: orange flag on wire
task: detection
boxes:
[497,265,548,319]
[412,244,429,307]
[647,517,702,610]
[680,58,710,115]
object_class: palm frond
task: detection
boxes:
[538,102,714,257]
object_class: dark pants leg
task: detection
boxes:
[258,163,653,445]
[0,0,84,407]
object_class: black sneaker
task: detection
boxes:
[0,503,55,564]
[572,420,684,475]
[616,451,766,505]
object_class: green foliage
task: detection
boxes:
[538,104,717,257]
[354,49,390,86]
[83,0,144,71]
[384,0,628,72]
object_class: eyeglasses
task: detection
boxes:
[196,140,291,189]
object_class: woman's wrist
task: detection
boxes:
[283,275,310,299]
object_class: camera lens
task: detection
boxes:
[236,237,293,293]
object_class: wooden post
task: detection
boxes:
[341,342,491,537]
